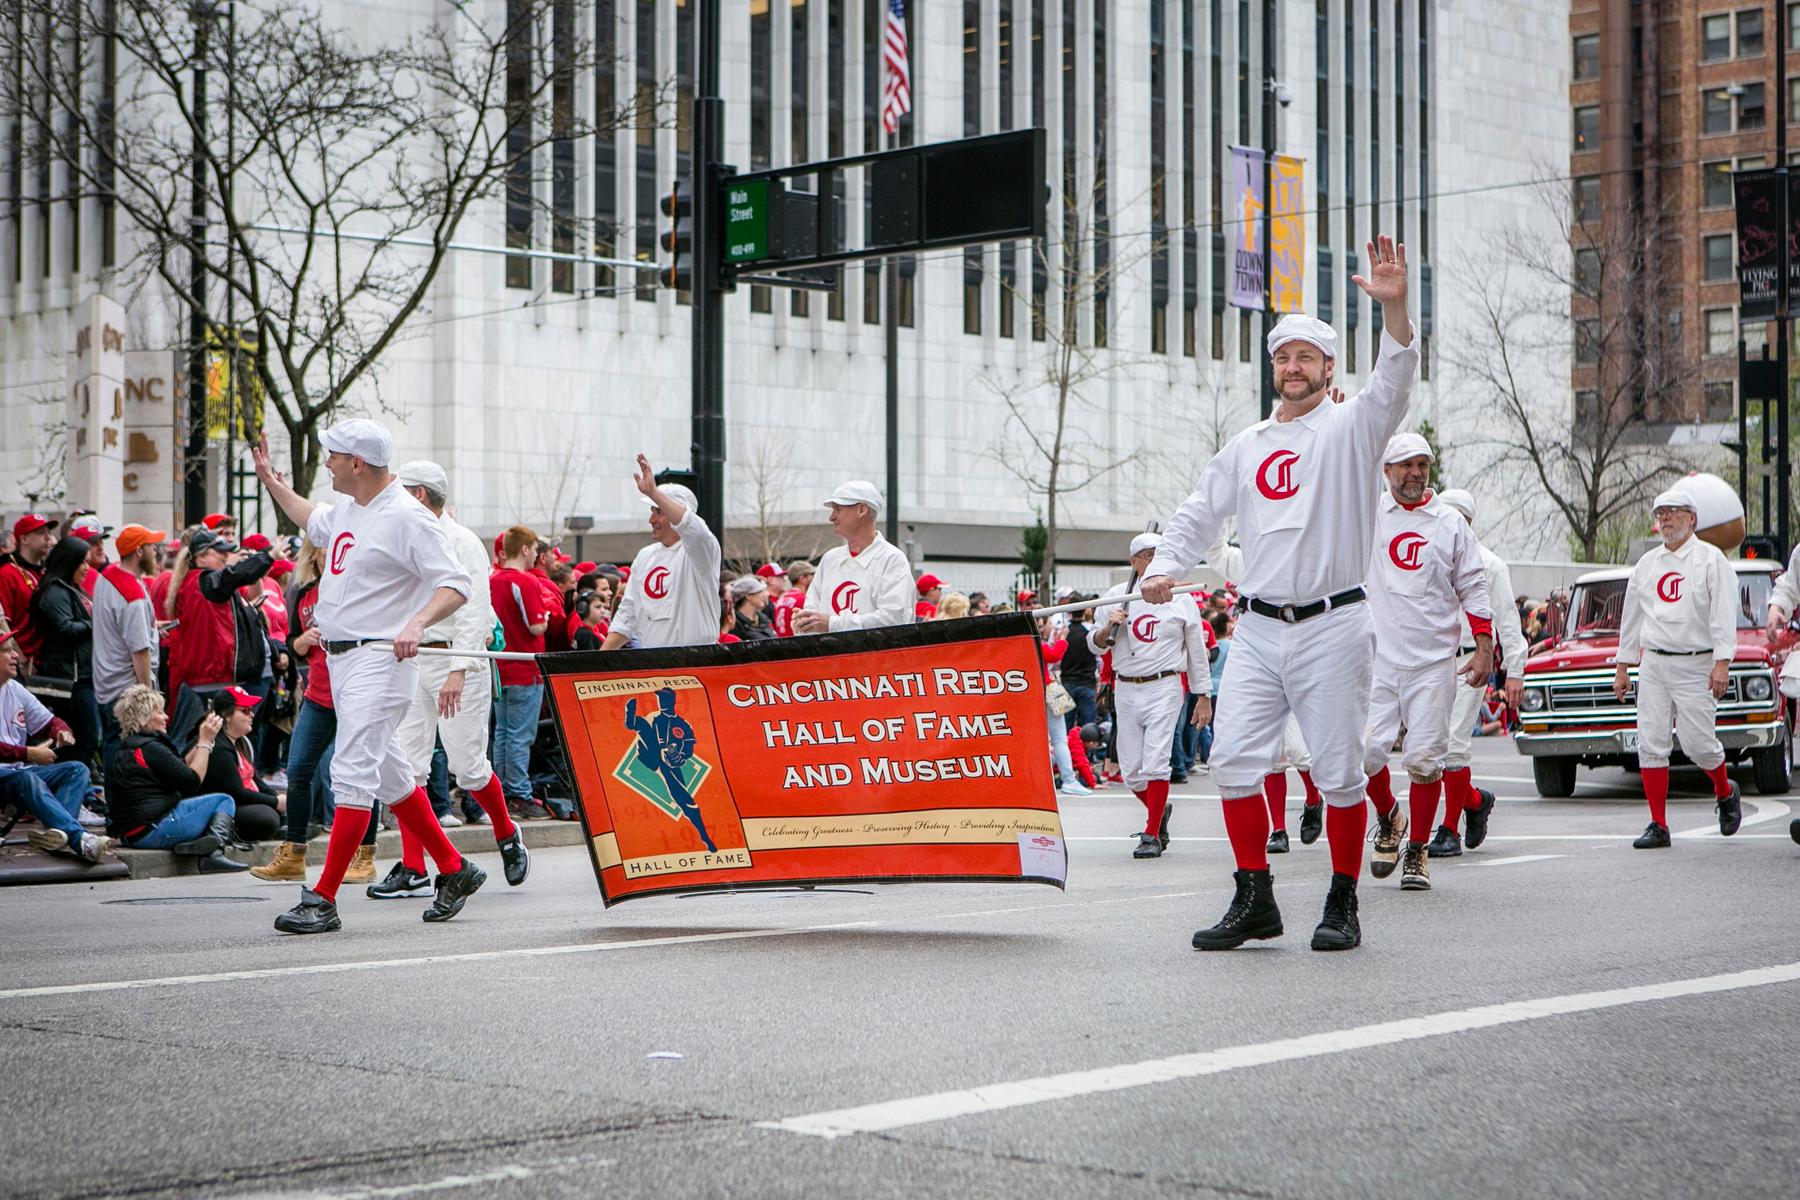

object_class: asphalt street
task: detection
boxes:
[4,736,1798,1200]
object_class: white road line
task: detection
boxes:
[1677,796,1792,839]
[232,1152,617,1200]
[759,960,1800,1139]
[1464,854,1562,867]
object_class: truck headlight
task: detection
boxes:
[1745,675,1774,701]
[1522,687,1546,713]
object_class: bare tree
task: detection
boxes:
[4,1,652,523]
[733,429,804,569]
[1442,179,1692,561]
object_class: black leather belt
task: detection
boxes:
[420,641,450,649]
[322,638,379,655]
[1240,587,1366,624]
[1116,669,1182,684]
[1647,648,1712,657]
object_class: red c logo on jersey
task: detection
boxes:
[1131,614,1160,642]
[328,532,355,575]
[643,566,671,600]
[831,581,861,613]
[1388,531,1428,571]
[1255,450,1301,500]
[1657,571,1684,603]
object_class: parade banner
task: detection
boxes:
[541,615,1068,906]
[1229,145,1267,310]
[1734,167,1782,323]
[1269,154,1306,314]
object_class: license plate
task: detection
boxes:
[1620,731,1638,752]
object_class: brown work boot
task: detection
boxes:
[344,845,378,885]
[250,841,308,882]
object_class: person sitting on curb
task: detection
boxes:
[0,632,112,863]
[188,688,283,842]
[104,684,251,873]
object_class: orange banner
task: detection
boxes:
[541,616,1067,906]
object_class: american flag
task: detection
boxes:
[881,0,911,136]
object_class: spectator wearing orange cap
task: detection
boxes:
[0,513,59,665]
[93,525,165,777]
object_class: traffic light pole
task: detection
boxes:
[692,0,726,534]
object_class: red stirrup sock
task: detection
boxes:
[1298,770,1322,806]
[1408,779,1442,846]
[1263,773,1289,830]
[470,774,518,839]
[399,825,426,876]
[313,806,372,902]
[1144,780,1171,836]
[1221,796,1271,871]
[1327,801,1368,878]
[1642,766,1670,827]
[1441,767,1474,830]
[1132,787,1149,814]
[1366,766,1398,819]
[1703,763,1732,800]
[389,789,465,875]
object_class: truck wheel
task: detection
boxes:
[1533,756,1577,798]
[1752,744,1791,795]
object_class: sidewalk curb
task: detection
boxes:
[112,820,587,880]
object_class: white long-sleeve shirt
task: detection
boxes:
[610,508,724,648]
[1768,546,1800,623]
[306,480,472,641]
[1460,545,1529,670]
[1145,330,1420,605]
[799,534,914,632]
[1087,584,1212,694]
[1618,534,1740,664]
[1366,491,1491,670]
[422,514,496,675]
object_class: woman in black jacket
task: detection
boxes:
[188,688,281,841]
[104,684,249,872]
[29,534,100,770]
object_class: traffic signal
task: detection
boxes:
[1743,535,1782,561]
[660,182,692,292]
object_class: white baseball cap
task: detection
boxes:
[1652,487,1697,513]
[320,418,393,467]
[1438,488,1477,522]
[395,460,449,496]
[824,480,884,513]
[1266,314,1338,359]
[644,481,700,513]
[1383,432,1436,465]
[1129,531,1163,556]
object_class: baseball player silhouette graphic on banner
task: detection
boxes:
[624,688,716,853]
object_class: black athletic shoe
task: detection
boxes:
[1311,873,1361,951]
[1267,829,1291,854]
[1298,803,1323,846]
[1425,824,1463,858]
[1159,800,1174,850]
[1633,821,1672,850]
[1132,832,1163,859]
[1791,817,1800,845]
[367,862,432,900]
[1717,781,1742,837]
[1463,788,1497,849]
[498,831,530,886]
[274,888,341,935]
[1192,868,1283,950]
[422,859,487,922]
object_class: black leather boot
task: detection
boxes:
[1311,872,1362,951]
[1191,869,1283,950]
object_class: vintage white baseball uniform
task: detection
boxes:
[1362,491,1492,782]
[610,508,724,648]
[1446,544,1528,771]
[1146,330,1420,803]
[396,511,498,790]
[799,534,914,631]
[1089,584,1211,791]
[1618,533,1739,771]
[306,481,472,810]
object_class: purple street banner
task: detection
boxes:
[1229,145,1266,311]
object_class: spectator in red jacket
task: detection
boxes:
[164,528,275,735]
[0,513,58,665]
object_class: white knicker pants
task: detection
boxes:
[1271,715,1312,772]
[1636,653,1724,771]
[1209,602,1377,805]
[1363,658,1458,781]
[396,653,497,791]
[1443,650,1484,771]
[326,645,420,811]
[1114,675,1186,791]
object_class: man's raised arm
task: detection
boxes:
[252,433,319,532]
[1140,450,1238,604]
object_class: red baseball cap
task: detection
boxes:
[916,573,944,594]
[618,565,632,581]
[754,562,785,579]
[493,533,506,558]
[68,515,110,542]
[575,561,597,574]
[12,513,57,539]
[269,558,297,576]
[554,549,572,563]
[223,686,262,707]
[202,512,230,529]
[241,533,272,551]
[1017,588,1037,605]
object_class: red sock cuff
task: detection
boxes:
[1408,779,1443,845]
[1366,766,1397,817]
[1642,766,1670,827]
[389,789,465,874]
[399,825,425,875]
[1221,796,1270,871]
[471,774,517,839]
[1703,763,1732,799]
[314,806,373,902]
[1263,773,1289,829]
[1144,780,1170,837]
[1327,801,1367,878]
[1298,770,1322,805]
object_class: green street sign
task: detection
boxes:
[724,179,770,263]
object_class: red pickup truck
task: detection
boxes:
[1515,560,1795,797]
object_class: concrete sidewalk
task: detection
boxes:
[112,818,589,879]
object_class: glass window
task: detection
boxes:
[1574,390,1599,432]
[1740,82,1767,130]
[1791,77,1800,122]
[1575,176,1601,223]
[1573,34,1598,81]
[1704,234,1734,281]
[1574,105,1599,151]
[1706,308,1736,356]
[1703,89,1733,134]
[1575,318,1600,365]
[1575,247,1601,295]
[1792,2,1800,48]
[1701,14,1731,60]
[1738,8,1765,56]
[1705,381,1735,420]
[1703,160,1734,208]
[505,0,534,289]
